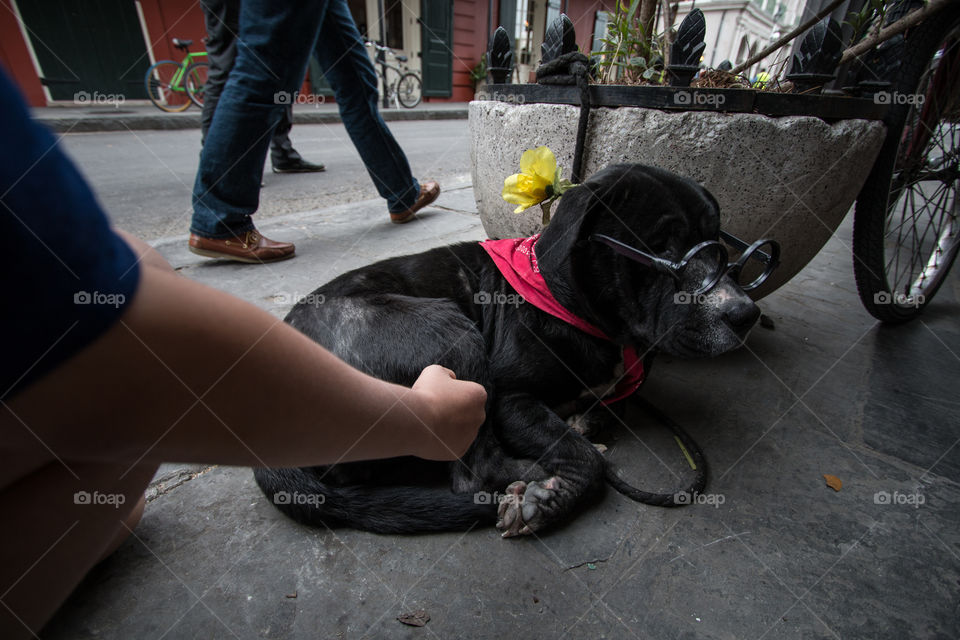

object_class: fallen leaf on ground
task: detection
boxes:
[823,474,842,491]
[398,609,430,627]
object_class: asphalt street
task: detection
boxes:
[58,119,471,242]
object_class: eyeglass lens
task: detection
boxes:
[736,240,779,289]
[684,243,726,294]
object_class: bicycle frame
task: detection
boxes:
[366,41,421,108]
[166,51,208,93]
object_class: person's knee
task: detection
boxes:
[0,460,158,634]
[114,229,174,273]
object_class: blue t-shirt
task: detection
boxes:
[1,69,140,400]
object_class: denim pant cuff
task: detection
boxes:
[386,179,422,214]
[189,216,256,239]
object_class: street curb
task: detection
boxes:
[36,106,468,133]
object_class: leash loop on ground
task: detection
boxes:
[604,397,708,507]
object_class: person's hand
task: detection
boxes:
[408,365,487,460]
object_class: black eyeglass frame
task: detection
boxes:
[588,230,781,295]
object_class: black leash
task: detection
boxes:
[537,51,709,507]
[536,51,592,184]
[604,397,708,507]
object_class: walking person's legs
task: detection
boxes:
[313,0,439,222]
[270,104,326,173]
[198,0,238,145]
[199,0,323,174]
[190,0,327,261]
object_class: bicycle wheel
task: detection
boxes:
[144,61,192,112]
[185,61,210,108]
[396,72,422,108]
[853,5,960,323]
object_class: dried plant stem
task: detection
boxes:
[731,0,845,76]
[840,0,951,65]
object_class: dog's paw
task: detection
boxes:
[565,411,611,438]
[496,477,563,538]
[566,413,590,435]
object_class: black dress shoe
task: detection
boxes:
[272,158,326,173]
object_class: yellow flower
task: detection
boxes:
[502,146,562,213]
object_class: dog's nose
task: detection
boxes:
[723,300,761,335]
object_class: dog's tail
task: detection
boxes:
[604,397,708,507]
[253,467,496,533]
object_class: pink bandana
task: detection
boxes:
[480,235,645,404]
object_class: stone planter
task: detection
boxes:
[470,97,887,298]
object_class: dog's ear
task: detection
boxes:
[535,180,599,283]
[537,163,643,292]
[536,173,624,325]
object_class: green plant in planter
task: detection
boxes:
[845,0,889,44]
[470,58,488,89]
[592,0,666,84]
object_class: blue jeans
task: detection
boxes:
[191,0,420,238]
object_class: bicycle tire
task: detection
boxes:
[185,61,210,108]
[396,72,422,108]
[852,4,960,323]
[144,61,192,112]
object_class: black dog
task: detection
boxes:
[254,164,761,537]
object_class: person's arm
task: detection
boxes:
[0,250,487,470]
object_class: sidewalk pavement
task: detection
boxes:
[32,101,469,133]
[41,182,960,639]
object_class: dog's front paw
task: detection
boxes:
[566,413,590,435]
[496,477,563,538]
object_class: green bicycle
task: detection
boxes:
[144,38,209,112]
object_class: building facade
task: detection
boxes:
[1,0,475,106]
[674,0,808,80]
[1,0,821,108]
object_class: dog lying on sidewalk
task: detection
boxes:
[254,164,764,537]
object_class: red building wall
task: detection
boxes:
[137,0,207,65]
[0,0,45,105]
[2,0,616,106]
[442,0,616,102]
[566,0,616,55]
[450,0,492,101]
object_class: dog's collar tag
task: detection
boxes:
[480,235,644,404]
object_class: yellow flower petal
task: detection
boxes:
[519,146,558,184]
[502,173,545,212]
[502,147,565,214]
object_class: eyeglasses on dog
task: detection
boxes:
[589,230,781,296]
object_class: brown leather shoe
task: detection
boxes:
[188,229,295,263]
[389,180,441,224]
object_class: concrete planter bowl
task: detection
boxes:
[469,91,888,298]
